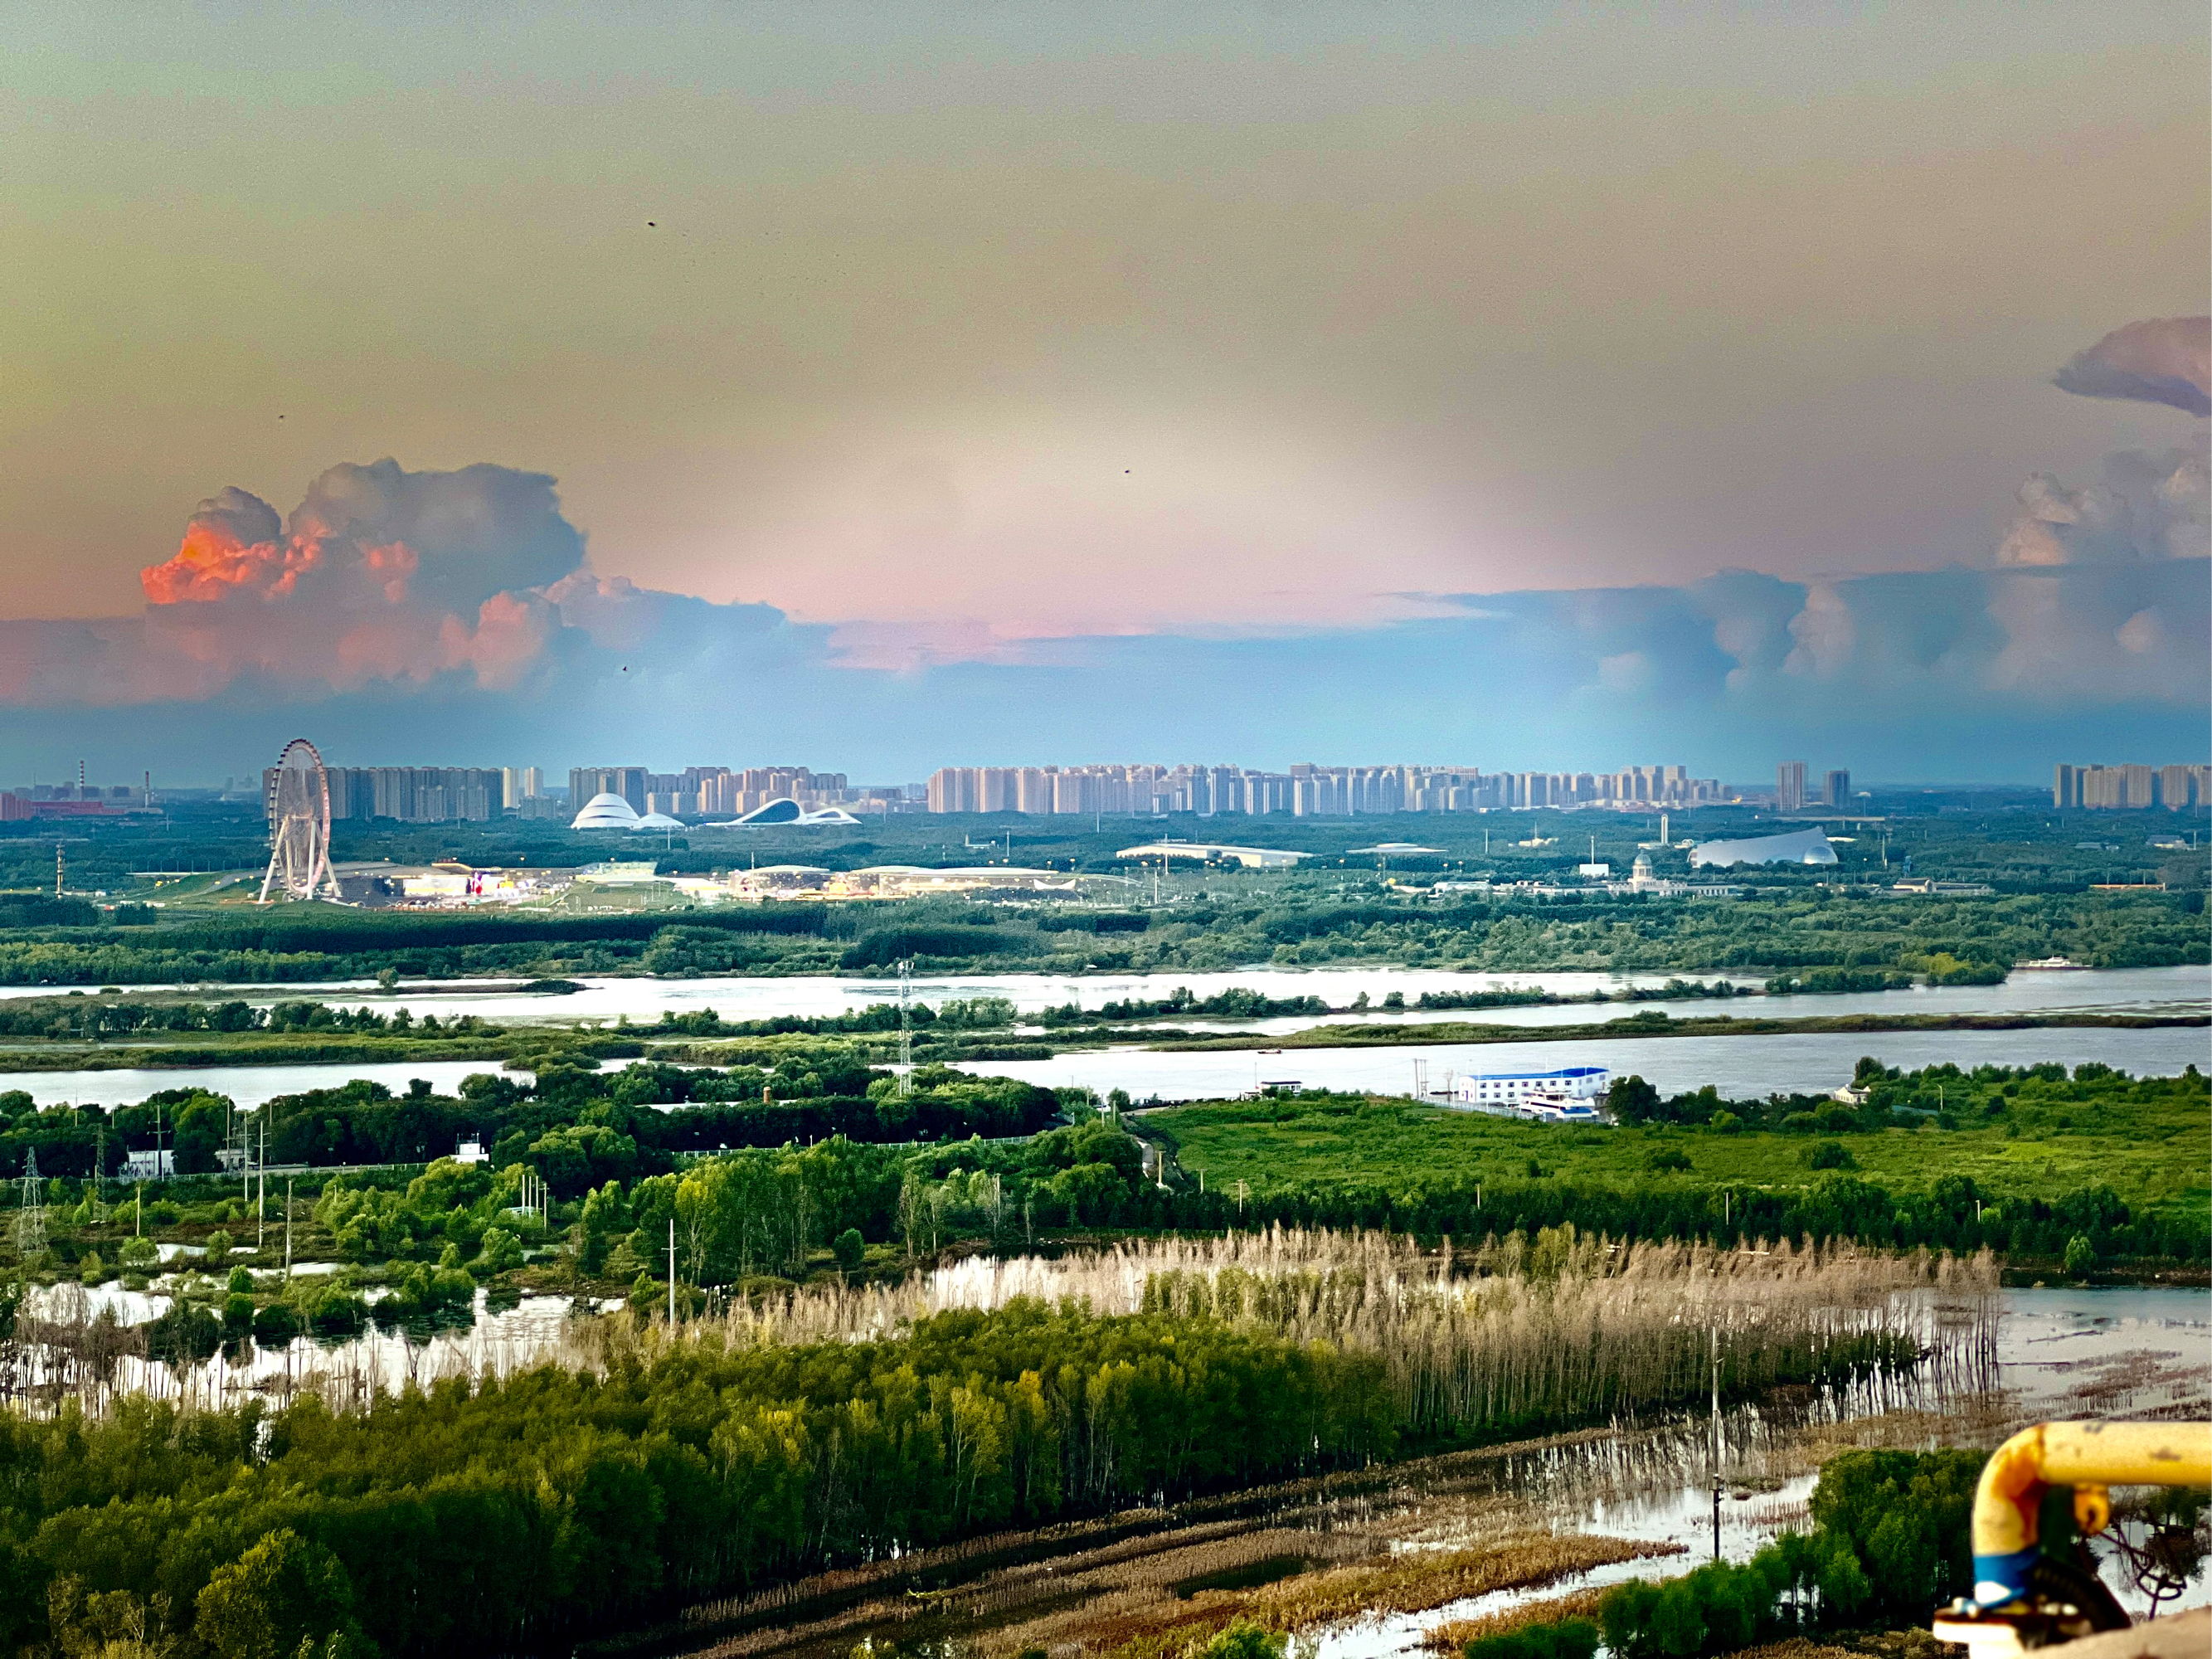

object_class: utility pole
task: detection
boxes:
[256,1113,266,1248]
[896,958,913,1097]
[1711,1325,1723,1560]
[55,843,64,898]
[284,1177,294,1283]
[667,1219,677,1327]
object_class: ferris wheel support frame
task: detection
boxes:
[258,738,341,904]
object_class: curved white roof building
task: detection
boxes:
[708,797,863,826]
[571,791,641,830]
[1690,827,1838,868]
[632,810,685,831]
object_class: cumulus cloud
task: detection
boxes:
[0,459,838,709]
[2053,317,2210,416]
[123,464,582,698]
[142,459,586,614]
[1995,448,2208,567]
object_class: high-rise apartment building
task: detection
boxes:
[1776,761,1807,813]
[915,760,1725,816]
[2056,761,2210,809]
[570,766,649,815]
[1824,769,1850,808]
[303,766,500,824]
[2157,765,2205,810]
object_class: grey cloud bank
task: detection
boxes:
[2053,317,2211,417]
[4,553,2203,786]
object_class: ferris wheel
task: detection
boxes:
[258,738,339,903]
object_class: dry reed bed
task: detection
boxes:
[1424,1585,1611,1650]
[1711,1642,1866,1659]
[1242,1532,1684,1626]
[675,1525,1377,1659]
[9,1228,1996,1427]
[984,1530,1680,1659]
[690,1228,1998,1441]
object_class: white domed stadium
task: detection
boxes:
[632,810,685,831]
[571,791,642,830]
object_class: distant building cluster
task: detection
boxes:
[925,761,1729,816]
[309,766,509,825]
[2054,763,2210,810]
[0,771,153,820]
[569,765,903,819]
[1438,849,1744,901]
[1774,762,1851,812]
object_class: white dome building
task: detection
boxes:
[571,791,642,830]
[630,810,685,832]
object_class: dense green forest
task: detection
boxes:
[0,885,2201,986]
[0,1301,1401,1656]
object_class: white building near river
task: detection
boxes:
[1448,1065,1611,1121]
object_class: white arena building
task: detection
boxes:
[1689,828,1838,868]
[570,791,642,830]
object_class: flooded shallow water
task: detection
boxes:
[703,1285,2207,1659]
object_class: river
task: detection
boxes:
[0,965,2202,1108]
[1,1020,2205,1111]
[10,962,2205,1030]
[947,1023,2211,1103]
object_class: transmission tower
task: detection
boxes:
[896,958,913,1097]
[16,1147,46,1260]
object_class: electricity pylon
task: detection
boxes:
[16,1147,46,1260]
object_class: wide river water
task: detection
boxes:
[7,962,2205,1027]
[0,964,2203,1107]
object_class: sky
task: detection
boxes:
[1,1,2205,784]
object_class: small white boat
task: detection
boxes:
[1516,1088,1605,1123]
[2015,956,2092,971]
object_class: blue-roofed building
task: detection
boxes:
[1448,1064,1610,1121]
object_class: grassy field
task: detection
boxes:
[1147,1073,2212,1224]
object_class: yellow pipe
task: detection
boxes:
[1971,1420,2212,1607]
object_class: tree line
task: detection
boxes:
[0,1301,1398,1657]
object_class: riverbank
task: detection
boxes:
[1137,1008,2210,1053]
[0,1005,2198,1078]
